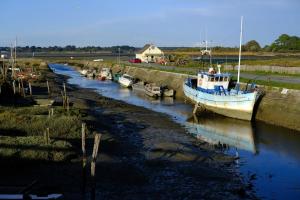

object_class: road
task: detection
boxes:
[122,61,300,85]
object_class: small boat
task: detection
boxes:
[145,83,161,97]
[132,81,145,92]
[79,69,88,76]
[113,73,122,82]
[99,68,112,80]
[161,86,175,97]
[118,74,134,87]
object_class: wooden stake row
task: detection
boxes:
[81,123,102,200]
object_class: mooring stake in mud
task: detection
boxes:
[29,82,32,96]
[81,123,87,195]
[47,79,50,96]
[44,127,50,145]
[91,133,101,200]
[13,80,16,94]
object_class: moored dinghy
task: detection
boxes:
[145,83,161,97]
[98,67,112,80]
[132,81,145,92]
[161,86,175,97]
[118,74,134,87]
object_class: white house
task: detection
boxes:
[136,44,164,63]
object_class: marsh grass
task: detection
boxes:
[0,136,74,162]
[0,106,82,161]
[0,106,81,138]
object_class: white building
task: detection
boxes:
[136,44,164,63]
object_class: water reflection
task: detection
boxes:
[186,114,257,153]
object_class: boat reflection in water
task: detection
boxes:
[186,114,257,153]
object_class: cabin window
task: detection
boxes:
[219,77,223,81]
[201,75,204,78]
[224,77,227,81]
[215,77,219,82]
[209,77,214,82]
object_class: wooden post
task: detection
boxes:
[193,103,199,114]
[81,123,87,195]
[44,131,47,144]
[18,81,21,94]
[91,133,101,200]
[51,108,54,116]
[46,80,50,96]
[29,82,32,96]
[13,80,16,94]
[61,91,65,109]
[67,96,70,113]
[63,82,66,96]
[44,128,50,144]
[20,79,25,97]
[47,128,50,144]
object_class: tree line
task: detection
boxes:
[0,45,136,53]
[0,34,299,53]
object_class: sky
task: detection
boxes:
[1,0,299,47]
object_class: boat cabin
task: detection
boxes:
[186,65,231,95]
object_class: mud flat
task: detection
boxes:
[0,61,256,199]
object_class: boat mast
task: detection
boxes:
[237,16,243,83]
[10,43,14,78]
[14,37,17,69]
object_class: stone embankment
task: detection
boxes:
[65,60,300,131]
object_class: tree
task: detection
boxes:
[243,40,261,52]
[269,34,300,52]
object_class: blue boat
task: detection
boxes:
[183,17,260,121]
[183,66,259,121]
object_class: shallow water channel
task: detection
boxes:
[50,64,300,200]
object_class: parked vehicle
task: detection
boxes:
[129,58,142,63]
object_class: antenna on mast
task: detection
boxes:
[15,37,17,68]
[237,16,243,83]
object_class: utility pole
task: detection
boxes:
[118,47,121,65]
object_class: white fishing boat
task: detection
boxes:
[98,67,112,80]
[145,83,161,97]
[183,17,260,121]
[118,74,134,87]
